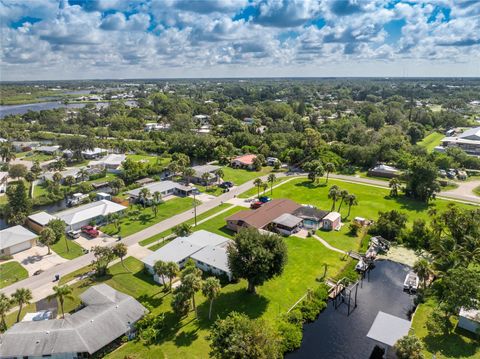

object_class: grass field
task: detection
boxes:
[102,197,198,237]
[238,176,291,198]
[51,237,84,260]
[221,166,273,185]
[139,203,233,247]
[0,261,28,289]
[127,154,171,166]
[411,299,480,359]
[418,132,444,152]
[474,185,480,196]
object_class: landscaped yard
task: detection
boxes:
[418,132,444,152]
[102,197,198,237]
[0,261,28,289]
[411,299,480,359]
[221,166,274,185]
[238,176,292,198]
[127,154,171,166]
[51,237,85,260]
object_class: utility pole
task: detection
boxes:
[193,192,197,226]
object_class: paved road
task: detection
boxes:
[1,172,289,300]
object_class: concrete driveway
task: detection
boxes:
[13,245,68,276]
[75,232,117,251]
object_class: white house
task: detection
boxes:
[81,147,108,159]
[0,172,7,193]
[54,200,127,230]
[368,164,400,178]
[0,225,37,256]
[458,307,480,334]
[439,126,480,155]
[142,230,232,283]
[126,180,194,202]
[89,153,126,172]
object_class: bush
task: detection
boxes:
[88,170,107,181]
[278,320,303,353]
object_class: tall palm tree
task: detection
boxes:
[154,260,168,289]
[165,261,180,291]
[39,227,56,255]
[346,194,358,218]
[267,173,276,195]
[413,259,433,289]
[0,293,12,332]
[202,172,212,190]
[139,188,151,208]
[325,162,335,184]
[12,288,32,323]
[389,178,401,197]
[328,185,340,211]
[0,143,15,163]
[47,285,74,319]
[253,178,263,199]
[182,167,195,184]
[78,168,89,182]
[215,168,224,185]
[337,189,349,212]
[202,277,221,320]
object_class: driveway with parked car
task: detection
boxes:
[74,231,117,251]
[12,245,68,276]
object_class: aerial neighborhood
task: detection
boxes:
[1,1,480,356]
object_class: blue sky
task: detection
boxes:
[1,0,479,80]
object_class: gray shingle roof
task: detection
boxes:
[272,213,303,228]
[0,284,147,357]
[55,200,127,226]
[191,164,221,177]
[126,180,192,197]
[0,225,37,250]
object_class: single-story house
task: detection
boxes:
[43,167,82,184]
[292,206,329,230]
[231,154,258,169]
[322,212,342,231]
[81,147,108,159]
[193,114,210,125]
[142,230,232,283]
[135,177,155,186]
[190,164,221,185]
[439,126,480,156]
[0,225,37,256]
[11,141,39,152]
[127,180,194,202]
[0,284,148,359]
[271,213,303,235]
[266,157,280,166]
[226,199,301,233]
[0,171,7,193]
[144,122,170,132]
[26,212,57,233]
[368,164,400,178]
[55,199,127,230]
[35,145,60,155]
[458,307,480,334]
[89,153,126,172]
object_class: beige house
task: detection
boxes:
[0,225,37,256]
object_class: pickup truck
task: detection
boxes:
[81,225,100,238]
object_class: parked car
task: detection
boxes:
[33,269,44,276]
[219,181,234,188]
[67,229,81,239]
[259,196,271,203]
[250,201,263,209]
[81,225,99,238]
[438,169,447,178]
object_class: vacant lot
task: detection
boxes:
[418,132,444,152]
[221,166,273,185]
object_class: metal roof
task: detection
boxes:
[366,311,411,347]
[323,212,341,222]
[0,225,37,250]
[55,200,127,226]
[0,284,147,357]
[127,180,192,197]
[191,164,221,177]
[459,126,480,141]
[272,213,303,228]
[191,242,232,273]
[28,212,57,226]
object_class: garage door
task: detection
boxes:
[9,241,32,255]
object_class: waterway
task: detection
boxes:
[287,260,415,359]
[0,101,110,118]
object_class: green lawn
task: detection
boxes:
[139,203,233,247]
[127,154,171,166]
[418,132,444,152]
[411,299,480,359]
[268,178,476,252]
[474,185,480,196]
[238,176,292,198]
[102,197,198,237]
[221,166,274,185]
[51,237,84,260]
[0,261,28,289]
[22,153,56,162]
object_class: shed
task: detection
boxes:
[322,212,342,231]
[458,307,480,334]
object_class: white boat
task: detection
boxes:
[355,259,368,272]
[403,272,419,292]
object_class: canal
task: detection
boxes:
[287,260,415,359]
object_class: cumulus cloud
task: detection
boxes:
[0,0,479,80]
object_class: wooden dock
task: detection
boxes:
[325,278,345,299]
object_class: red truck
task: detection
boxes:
[81,225,100,238]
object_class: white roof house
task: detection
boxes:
[440,126,480,155]
[89,153,126,169]
[35,145,60,154]
[191,242,231,275]
[28,212,57,227]
[191,164,221,178]
[55,200,127,229]
[127,180,193,199]
[0,225,37,255]
[0,284,147,358]
[81,148,107,158]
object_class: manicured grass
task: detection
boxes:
[238,176,291,198]
[51,237,84,260]
[5,303,36,328]
[139,203,233,247]
[191,206,244,238]
[0,261,28,289]
[102,197,198,237]
[411,299,480,359]
[195,184,224,196]
[127,154,171,166]
[22,153,55,162]
[418,132,444,152]
[474,185,480,196]
[221,166,273,185]
[269,178,476,252]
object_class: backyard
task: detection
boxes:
[0,261,28,289]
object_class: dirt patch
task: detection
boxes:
[377,245,420,267]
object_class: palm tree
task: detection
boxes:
[113,243,128,271]
[154,260,168,289]
[337,189,349,212]
[328,185,340,211]
[325,162,335,184]
[345,194,358,218]
[153,191,162,204]
[0,293,12,332]
[182,167,195,184]
[215,168,224,185]
[52,172,63,186]
[39,227,56,255]
[262,182,268,194]
[24,171,36,198]
[165,262,180,291]
[202,172,212,190]
[413,259,432,289]
[78,168,89,182]
[267,173,276,195]
[47,285,73,319]
[389,178,401,197]
[12,288,32,323]
[0,143,15,163]
[64,175,76,190]
[394,334,424,359]
[202,277,221,320]
[181,269,202,317]
[139,188,151,208]
[253,178,263,199]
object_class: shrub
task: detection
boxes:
[278,320,303,353]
